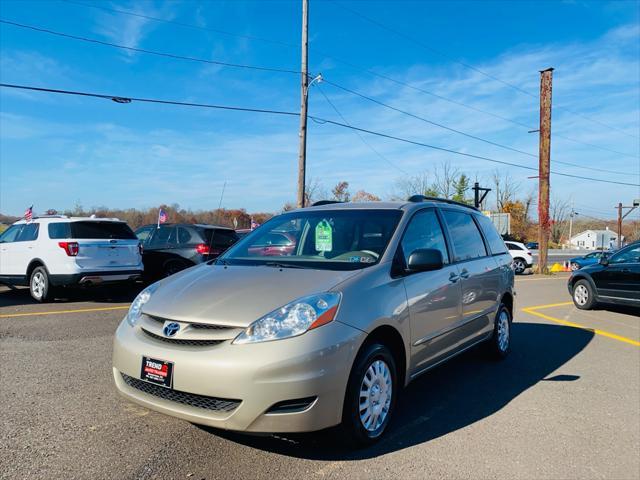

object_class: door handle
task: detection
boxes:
[449,272,459,283]
[460,269,470,279]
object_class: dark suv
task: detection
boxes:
[135,224,239,280]
[568,241,640,310]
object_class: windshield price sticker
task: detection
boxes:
[315,220,333,252]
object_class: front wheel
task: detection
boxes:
[572,279,596,310]
[342,343,397,446]
[486,304,512,359]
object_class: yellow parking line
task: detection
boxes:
[0,305,129,319]
[522,303,640,347]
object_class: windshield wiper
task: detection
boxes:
[263,261,307,269]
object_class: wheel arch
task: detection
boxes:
[500,291,514,318]
[26,258,48,278]
[358,324,408,389]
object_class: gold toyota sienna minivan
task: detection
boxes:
[113,196,515,445]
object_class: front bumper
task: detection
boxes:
[112,318,365,433]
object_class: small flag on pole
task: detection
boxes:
[24,205,33,223]
[157,208,168,228]
[250,217,260,230]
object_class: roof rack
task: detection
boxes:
[311,200,343,207]
[407,195,478,211]
[31,215,68,219]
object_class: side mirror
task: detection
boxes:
[599,257,609,266]
[407,248,444,273]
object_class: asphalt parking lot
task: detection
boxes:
[1,275,638,480]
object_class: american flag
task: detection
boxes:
[250,218,260,230]
[24,205,33,223]
[157,208,168,228]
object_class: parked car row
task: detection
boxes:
[0,216,243,301]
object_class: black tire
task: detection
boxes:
[29,266,53,302]
[512,258,527,275]
[486,303,512,359]
[572,279,596,310]
[342,343,398,446]
[163,260,189,278]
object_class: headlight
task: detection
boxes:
[126,283,159,326]
[233,292,341,344]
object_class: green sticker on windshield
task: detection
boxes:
[315,219,333,252]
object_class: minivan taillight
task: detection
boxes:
[58,241,79,256]
[195,243,210,255]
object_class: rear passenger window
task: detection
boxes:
[48,222,71,239]
[401,209,449,265]
[16,223,39,241]
[476,214,508,254]
[70,222,136,239]
[210,230,240,249]
[148,226,174,246]
[506,242,522,251]
[442,210,487,261]
[176,227,193,244]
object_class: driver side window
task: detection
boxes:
[401,210,449,265]
[0,225,23,243]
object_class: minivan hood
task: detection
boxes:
[142,264,360,327]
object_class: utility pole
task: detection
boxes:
[568,202,577,248]
[472,182,491,209]
[616,200,640,248]
[296,0,309,208]
[537,68,553,274]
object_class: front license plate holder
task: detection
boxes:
[140,356,174,388]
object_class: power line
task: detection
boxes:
[329,0,639,140]
[323,79,538,159]
[316,84,409,175]
[1,82,638,188]
[0,19,300,75]
[60,0,298,49]
[59,0,640,156]
[0,83,300,117]
[324,79,634,176]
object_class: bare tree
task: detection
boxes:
[492,170,520,211]
[331,181,350,202]
[352,190,381,202]
[431,161,460,199]
[303,178,327,206]
[550,197,570,244]
[394,172,432,200]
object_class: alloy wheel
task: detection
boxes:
[31,272,45,299]
[574,284,589,306]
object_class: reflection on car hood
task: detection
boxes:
[142,264,360,327]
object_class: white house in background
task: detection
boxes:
[569,227,621,250]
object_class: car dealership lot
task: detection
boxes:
[1,277,638,480]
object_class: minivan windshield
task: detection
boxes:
[218,209,402,270]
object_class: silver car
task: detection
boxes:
[112,197,514,445]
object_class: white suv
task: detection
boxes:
[505,241,534,274]
[0,216,143,301]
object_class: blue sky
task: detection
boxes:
[1,0,639,219]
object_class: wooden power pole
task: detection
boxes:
[296,0,309,208]
[537,68,553,274]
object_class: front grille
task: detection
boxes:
[147,315,233,330]
[121,373,241,412]
[141,328,224,346]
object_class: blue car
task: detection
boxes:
[569,251,610,271]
